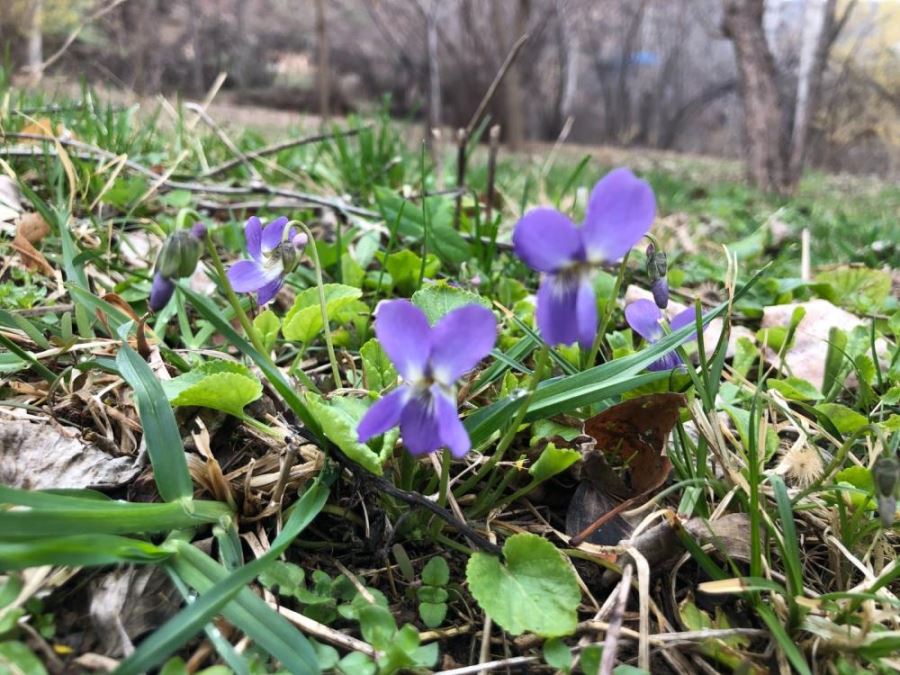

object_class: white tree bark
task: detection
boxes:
[27,0,44,83]
[789,0,836,181]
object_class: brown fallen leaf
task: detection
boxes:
[11,230,54,275]
[569,393,687,546]
[16,212,50,244]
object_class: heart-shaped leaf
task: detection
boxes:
[466,533,580,637]
[282,284,362,343]
[305,394,397,475]
[163,361,262,418]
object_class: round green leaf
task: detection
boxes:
[466,533,580,637]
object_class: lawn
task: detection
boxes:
[1,76,898,675]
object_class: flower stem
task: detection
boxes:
[292,221,343,389]
[204,233,267,356]
[438,448,451,509]
[455,345,551,498]
[585,250,631,369]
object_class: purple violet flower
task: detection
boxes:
[624,299,700,371]
[226,216,306,305]
[513,168,656,349]
[357,300,497,458]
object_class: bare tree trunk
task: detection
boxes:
[492,0,529,150]
[187,0,205,93]
[27,0,44,84]
[315,0,331,123]
[425,1,441,135]
[722,0,788,194]
[788,0,837,184]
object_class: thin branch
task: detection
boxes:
[40,0,131,72]
[465,33,530,139]
[200,126,370,178]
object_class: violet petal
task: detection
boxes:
[670,305,701,335]
[261,216,290,253]
[575,279,598,350]
[624,299,663,342]
[255,276,284,305]
[581,168,655,262]
[373,300,432,382]
[648,350,682,372]
[512,208,583,273]
[535,274,580,346]
[357,387,409,443]
[245,216,263,261]
[429,304,497,385]
[433,386,470,458]
[399,394,443,456]
[227,259,271,292]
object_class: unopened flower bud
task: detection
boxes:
[157,229,203,279]
[291,232,308,249]
[651,277,669,309]
[149,272,176,312]
[646,243,669,309]
[191,222,208,240]
[874,456,899,526]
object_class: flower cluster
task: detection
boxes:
[149,222,206,312]
[227,216,307,305]
[512,168,655,349]
[357,300,497,457]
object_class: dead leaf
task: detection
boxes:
[11,230,54,275]
[585,392,686,494]
[0,419,142,489]
[569,393,687,546]
[16,212,50,244]
[20,117,76,142]
[88,567,180,657]
[0,176,23,232]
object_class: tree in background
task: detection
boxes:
[723,0,851,194]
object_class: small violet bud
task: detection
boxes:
[873,456,899,527]
[651,277,669,309]
[149,272,176,312]
[291,232,309,249]
[646,243,669,309]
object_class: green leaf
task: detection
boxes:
[581,645,602,675]
[543,637,572,674]
[834,466,876,511]
[341,255,365,288]
[768,377,823,402]
[253,310,281,352]
[0,641,47,675]
[418,602,447,629]
[528,444,580,483]
[0,535,171,570]
[466,533,580,637]
[411,283,492,324]
[283,284,362,343]
[360,339,398,391]
[814,266,891,314]
[358,604,397,651]
[116,343,193,502]
[306,394,396,475]
[258,561,305,597]
[421,556,450,587]
[383,250,440,295]
[163,361,262,418]
[338,651,376,675]
[815,403,868,435]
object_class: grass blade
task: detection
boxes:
[116,341,193,501]
[0,535,171,569]
[117,476,331,674]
